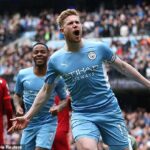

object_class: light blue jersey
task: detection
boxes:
[15,67,67,130]
[46,40,116,113]
[45,40,130,150]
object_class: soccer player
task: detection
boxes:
[8,9,150,150]
[11,42,67,150]
[0,77,13,144]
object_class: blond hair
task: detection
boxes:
[57,9,79,28]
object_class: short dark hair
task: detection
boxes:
[32,42,49,51]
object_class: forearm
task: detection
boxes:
[25,83,53,120]
[13,94,22,110]
[58,99,68,112]
[113,61,150,88]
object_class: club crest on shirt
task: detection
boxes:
[88,51,96,60]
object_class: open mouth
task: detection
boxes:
[73,30,80,36]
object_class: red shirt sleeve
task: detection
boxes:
[0,78,13,129]
[55,96,70,132]
[1,79,11,100]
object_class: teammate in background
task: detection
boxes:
[51,96,71,150]
[0,77,13,144]
[8,9,150,150]
[10,42,67,150]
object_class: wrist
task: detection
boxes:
[24,114,31,122]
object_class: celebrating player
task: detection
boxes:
[8,9,150,150]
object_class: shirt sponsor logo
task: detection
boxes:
[63,65,99,82]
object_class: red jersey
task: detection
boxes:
[54,95,70,132]
[52,96,71,150]
[0,78,13,144]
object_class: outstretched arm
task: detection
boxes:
[110,56,150,88]
[8,83,54,133]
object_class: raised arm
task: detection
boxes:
[110,56,150,88]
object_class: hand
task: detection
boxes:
[49,105,60,116]
[7,116,30,134]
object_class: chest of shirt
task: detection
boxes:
[56,51,103,75]
[22,76,45,91]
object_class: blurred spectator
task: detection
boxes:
[124,108,150,150]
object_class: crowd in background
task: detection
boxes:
[0,2,150,46]
[0,2,150,150]
[0,3,150,78]
[0,37,150,80]
[124,108,150,150]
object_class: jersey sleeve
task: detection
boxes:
[55,78,67,100]
[45,58,59,84]
[14,71,24,95]
[101,43,116,63]
[2,79,11,100]
[1,79,13,129]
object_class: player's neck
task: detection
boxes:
[65,40,83,52]
[33,66,47,77]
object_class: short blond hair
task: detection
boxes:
[57,9,79,28]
